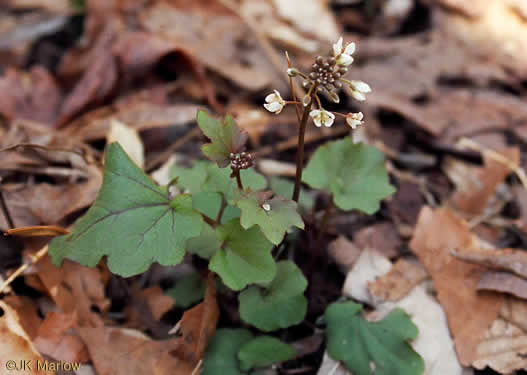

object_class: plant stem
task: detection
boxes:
[235,170,244,190]
[216,198,227,224]
[292,100,313,202]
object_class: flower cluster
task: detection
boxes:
[263,37,370,130]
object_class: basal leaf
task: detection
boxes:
[325,302,424,375]
[49,143,203,277]
[166,272,206,308]
[197,110,248,167]
[239,261,307,331]
[236,192,304,245]
[202,328,253,375]
[303,137,395,214]
[209,219,276,291]
[238,336,296,371]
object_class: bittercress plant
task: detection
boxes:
[48,36,422,374]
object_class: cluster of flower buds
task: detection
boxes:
[229,151,254,172]
[263,37,371,130]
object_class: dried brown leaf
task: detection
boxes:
[409,206,504,365]
[34,311,89,363]
[477,271,527,300]
[445,147,519,216]
[4,295,42,339]
[0,67,61,126]
[368,258,428,303]
[328,236,361,273]
[0,301,53,375]
[473,318,527,373]
[35,256,108,327]
[451,247,527,280]
[354,222,403,258]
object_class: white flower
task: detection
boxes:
[346,112,364,129]
[310,109,335,127]
[349,80,371,101]
[262,202,271,211]
[333,37,356,67]
[264,90,286,114]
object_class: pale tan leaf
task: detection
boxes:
[409,207,504,365]
[107,119,145,168]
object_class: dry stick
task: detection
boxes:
[0,246,49,294]
[292,101,313,202]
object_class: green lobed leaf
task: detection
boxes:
[325,302,424,375]
[238,336,296,371]
[209,219,276,291]
[166,272,206,308]
[202,328,253,375]
[49,143,203,277]
[172,161,266,204]
[302,137,395,214]
[236,192,304,245]
[239,261,307,331]
[186,222,222,259]
[197,110,249,167]
[270,177,314,211]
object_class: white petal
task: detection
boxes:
[351,80,371,93]
[310,109,321,118]
[356,112,364,120]
[323,117,334,127]
[273,89,283,100]
[351,90,366,101]
[265,92,277,103]
[264,102,283,113]
[344,42,356,55]
[337,54,354,66]
[333,37,343,56]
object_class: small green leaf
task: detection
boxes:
[193,191,223,220]
[172,161,266,202]
[270,177,314,211]
[238,336,296,371]
[236,192,304,245]
[49,143,203,277]
[239,261,307,331]
[325,302,424,375]
[186,222,222,259]
[166,272,206,308]
[303,137,395,214]
[197,110,248,168]
[202,328,253,375]
[210,219,276,291]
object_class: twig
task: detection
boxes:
[0,246,49,294]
